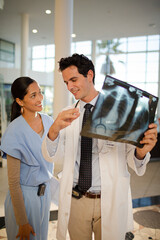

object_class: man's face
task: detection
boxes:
[62,65,93,102]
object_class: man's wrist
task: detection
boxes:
[135,149,145,160]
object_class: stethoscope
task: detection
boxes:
[94,94,107,134]
[95,116,107,134]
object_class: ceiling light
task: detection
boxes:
[71,33,76,38]
[45,10,51,14]
[32,29,38,33]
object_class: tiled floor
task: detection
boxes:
[132,205,160,240]
[0,160,160,240]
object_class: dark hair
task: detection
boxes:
[58,53,95,84]
[11,77,35,121]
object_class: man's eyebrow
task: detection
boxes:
[69,77,78,81]
[64,77,78,83]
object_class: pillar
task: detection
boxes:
[21,13,29,76]
[53,0,73,118]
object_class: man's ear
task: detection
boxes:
[16,98,23,107]
[87,69,94,82]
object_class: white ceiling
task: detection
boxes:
[0,0,160,47]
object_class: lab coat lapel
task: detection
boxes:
[72,113,80,162]
[65,111,80,165]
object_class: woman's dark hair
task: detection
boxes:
[11,77,35,121]
[58,53,95,84]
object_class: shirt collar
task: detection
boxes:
[79,94,99,112]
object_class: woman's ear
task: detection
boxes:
[16,98,23,107]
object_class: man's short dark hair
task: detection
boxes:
[58,53,95,84]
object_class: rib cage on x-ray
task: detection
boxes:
[81,75,159,148]
[92,87,149,142]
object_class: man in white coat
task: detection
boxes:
[42,54,157,240]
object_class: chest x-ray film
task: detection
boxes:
[81,75,159,148]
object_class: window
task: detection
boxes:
[32,45,55,72]
[0,39,15,63]
[32,41,92,73]
[31,37,160,109]
[71,41,92,56]
[95,35,160,97]
[41,86,53,116]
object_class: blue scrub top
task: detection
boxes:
[0,113,54,186]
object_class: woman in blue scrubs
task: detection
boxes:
[0,77,54,240]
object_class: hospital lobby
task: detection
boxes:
[0,0,160,239]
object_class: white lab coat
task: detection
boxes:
[42,104,150,240]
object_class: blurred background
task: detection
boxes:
[0,1,160,239]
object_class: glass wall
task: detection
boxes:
[0,39,15,68]
[31,35,160,112]
[95,35,160,97]
[32,41,92,72]
[32,45,55,72]
[71,41,92,58]
[41,86,53,116]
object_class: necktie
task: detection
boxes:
[78,103,93,192]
